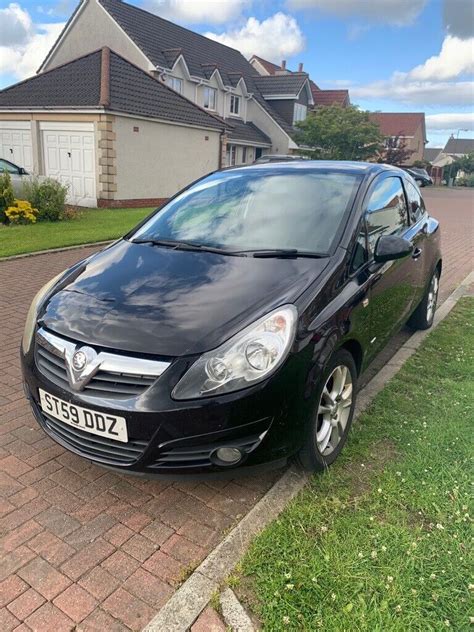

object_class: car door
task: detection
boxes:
[363,174,418,355]
[403,178,429,307]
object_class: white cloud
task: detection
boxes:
[287,0,427,26]
[352,79,474,106]
[0,3,33,47]
[0,20,65,81]
[425,112,474,131]
[146,0,250,24]
[351,34,474,107]
[406,35,474,81]
[205,12,305,61]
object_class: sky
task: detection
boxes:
[0,0,473,148]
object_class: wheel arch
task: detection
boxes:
[337,338,364,376]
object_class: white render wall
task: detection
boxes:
[247,100,292,154]
[114,115,221,199]
[42,0,153,72]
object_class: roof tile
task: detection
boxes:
[0,48,225,131]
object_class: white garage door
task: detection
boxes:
[41,122,96,207]
[0,121,33,172]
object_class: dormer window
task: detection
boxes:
[230,95,240,116]
[167,76,183,94]
[293,103,307,124]
[203,87,217,110]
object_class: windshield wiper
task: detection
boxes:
[240,249,329,259]
[130,238,246,257]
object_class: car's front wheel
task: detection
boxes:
[408,268,439,330]
[297,349,357,471]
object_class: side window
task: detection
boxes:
[0,159,19,174]
[365,176,408,254]
[350,222,368,272]
[405,180,425,224]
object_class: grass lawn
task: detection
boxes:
[0,207,154,258]
[233,298,473,631]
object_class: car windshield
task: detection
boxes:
[131,168,362,254]
[410,168,429,176]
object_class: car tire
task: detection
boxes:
[297,349,357,471]
[408,268,440,330]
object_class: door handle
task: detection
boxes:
[412,247,422,259]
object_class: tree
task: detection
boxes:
[452,151,474,174]
[376,135,414,165]
[295,105,383,161]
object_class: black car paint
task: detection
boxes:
[21,162,441,476]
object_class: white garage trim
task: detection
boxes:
[39,122,95,132]
[0,121,30,129]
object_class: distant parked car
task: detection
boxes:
[254,154,309,164]
[403,167,433,187]
[0,158,30,195]
[0,158,48,197]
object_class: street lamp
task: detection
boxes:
[456,128,469,139]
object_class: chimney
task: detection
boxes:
[298,62,303,72]
[281,60,286,70]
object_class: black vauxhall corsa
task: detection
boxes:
[21,162,442,477]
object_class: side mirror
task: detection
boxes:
[374,235,413,263]
[18,167,28,175]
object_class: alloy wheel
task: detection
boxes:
[316,365,353,456]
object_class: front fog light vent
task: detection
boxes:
[212,446,243,465]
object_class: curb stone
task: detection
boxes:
[220,588,255,632]
[143,269,474,632]
[0,240,113,261]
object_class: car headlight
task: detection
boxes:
[172,305,297,400]
[22,273,64,354]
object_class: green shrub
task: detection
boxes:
[23,177,68,221]
[457,174,474,187]
[0,170,15,224]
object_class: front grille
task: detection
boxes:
[35,328,170,400]
[36,345,156,397]
[41,408,148,465]
[151,433,265,470]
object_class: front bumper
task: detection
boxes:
[22,332,309,477]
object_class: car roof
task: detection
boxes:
[228,160,403,177]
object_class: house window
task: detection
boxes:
[230,95,240,116]
[226,144,237,166]
[203,86,217,110]
[293,103,307,124]
[242,147,247,163]
[167,76,183,94]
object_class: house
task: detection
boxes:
[423,147,443,164]
[368,112,427,165]
[441,137,474,158]
[0,0,315,207]
[0,48,225,207]
[249,55,350,108]
[431,137,474,169]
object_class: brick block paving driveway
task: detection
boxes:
[0,187,472,631]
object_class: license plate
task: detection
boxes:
[39,389,128,443]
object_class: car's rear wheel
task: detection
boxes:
[408,268,439,330]
[297,349,357,471]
